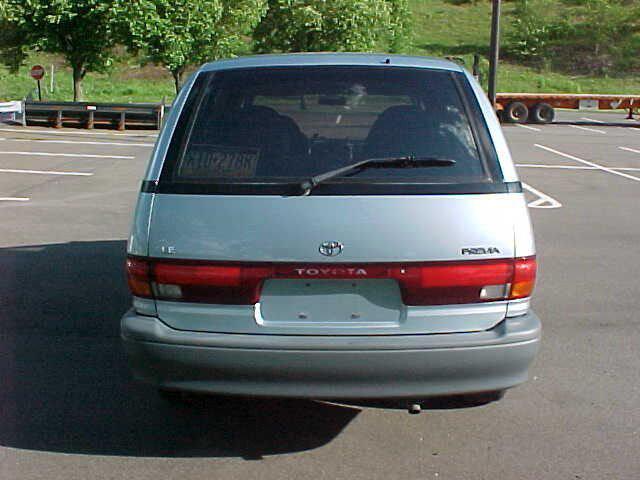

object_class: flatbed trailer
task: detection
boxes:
[495,93,639,124]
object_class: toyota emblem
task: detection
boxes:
[319,241,344,257]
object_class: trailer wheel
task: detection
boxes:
[530,103,555,124]
[504,102,529,124]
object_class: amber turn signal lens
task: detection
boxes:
[509,257,537,299]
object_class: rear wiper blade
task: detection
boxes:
[296,155,456,196]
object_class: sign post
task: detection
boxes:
[30,65,46,101]
[50,64,55,94]
[488,0,501,108]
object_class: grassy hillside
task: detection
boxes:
[1,0,638,103]
[0,53,175,103]
[408,0,640,94]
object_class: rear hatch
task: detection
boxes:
[141,64,531,335]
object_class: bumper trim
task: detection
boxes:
[121,310,541,399]
[121,309,540,351]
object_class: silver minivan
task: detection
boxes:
[122,54,540,405]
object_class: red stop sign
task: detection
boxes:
[30,65,45,81]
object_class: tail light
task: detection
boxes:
[126,257,152,298]
[511,257,537,299]
[126,256,536,306]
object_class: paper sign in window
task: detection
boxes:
[178,145,260,178]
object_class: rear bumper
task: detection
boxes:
[121,310,541,399]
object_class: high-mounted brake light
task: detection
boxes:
[125,256,536,306]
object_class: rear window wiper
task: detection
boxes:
[295,155,456,196]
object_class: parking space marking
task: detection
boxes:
[0,127,157,138]
[0,168,93,176]
[535,144,640,182]
[0,138,154,147]
[619,147,640,154]
[522,182,562,209]
[516,163,640,171]
[568,125,607,134]
[581,117,605,123]
[0,151,134,160]
[0,197,29,202]
[516,124,541,132]
[517,163,593,170]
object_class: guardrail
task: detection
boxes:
[24,101,166,130]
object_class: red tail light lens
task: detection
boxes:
[125,256,536,306]
[391,259,516,305]
[511,257,537,299]
[389,257,536,305]
[155,264,241,287]
[126,257,152,298]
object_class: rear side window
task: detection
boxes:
[160,66,503,195]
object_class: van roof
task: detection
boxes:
[199,53,464,73]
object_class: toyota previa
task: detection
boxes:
[122,54,541,407]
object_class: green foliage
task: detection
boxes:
[0,21,27,73]
[388,0,412,52]
[1,0,121,100]
[569,0,640,73]
[2,0,640,103]
[117,0,268,92]
[253,0,410,53]
[507,0,640,74]
[442,0,483,5]
[507,0,560,62]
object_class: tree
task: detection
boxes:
[253,0,410,54]
[118,0,268,94]
[0,21,27,73]
[0,0,120,101]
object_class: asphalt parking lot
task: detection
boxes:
[1,110,639,479]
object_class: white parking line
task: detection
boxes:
[535,144,640,182]
[522,182,562,209]
[0,138,154,147]
[581,117,605,123]
[0,151,134,160]
[516,163,640,172]
[516,124,541,132]
[0,168,93,176]
[0,197,29,202]
[517,163,593,170]
[0,127,157,138]
[619,147,640,154]
[568,125,607,134]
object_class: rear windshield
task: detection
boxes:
[160,66,502,194]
